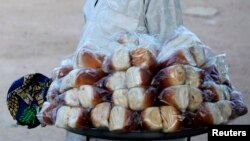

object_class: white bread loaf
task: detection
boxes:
[75,48,105,69]
[105,71,127,92]
[54,88,80,107]
[112,89,129,108]
[68,107,90,129]
[188,87,203,111]
[103,48,131,72]
[202,54,230,84]
[46,79,61,102]
[216,100,232,123]
[158,47,197,69]
[160,106,182,132]
[78,85,110,108]
[109,106,136,131]
[130,47,157,72]
[201,81,230,102]
[192,102,224,127]
[55,106,71,129]
[91,102,111,129]
[141,107,163,131]
[38,102,58,125]
[158,85,189,112]
[51,58,73,79]
[126,67,152,88]
[184,65,202,87]
[189,45,212,67]
[151,64,186,89]
[128,87,157,111]
[60,68,106,92]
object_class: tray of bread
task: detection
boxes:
[35,26,247,137]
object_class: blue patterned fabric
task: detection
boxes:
[7,73,52,128]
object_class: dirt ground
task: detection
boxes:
[0,0,249,141]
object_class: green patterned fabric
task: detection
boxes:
[6,73,52,128]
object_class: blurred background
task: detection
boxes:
[0,0,249,141]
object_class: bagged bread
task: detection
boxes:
[102,48,131,72]
[126,67,152,88]
[184,65,202,87]
[201,81,231,102]
[78,85,111,108]
[202,54,230,84]
[112,89,129,108]
[37,102,60,125]
[104,72,127,92]
[68,107,91,129]
[55,106,72,129]
[160,106,182,132]
[151,64,186,89]
[187,87,203,112]
[60,68,107,92]
[130,47,157,72]
[46,79,61,102]
[158,47,197,69]
[91,102,111,129]
[52,58,73,79]
[141,107,163,131]
[54,88,80,107]
[75,47,106,69]
[158,85,189,112]
[128,87,157,111]
[109,106,136,132]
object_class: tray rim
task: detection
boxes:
[67,127,208,140]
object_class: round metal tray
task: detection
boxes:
[67,127,208,140]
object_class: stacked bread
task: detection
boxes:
[37,27,247,132]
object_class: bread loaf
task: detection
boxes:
[68,107,91,129]
[103,48,131,72]
[216,100,232,123]
[46,79,61,102]
[141,107,163,131]
[55,88,80,107]
[112,89,129,108]
[38,102,59,125]
[189,45,212,67]
[160,106,182,132]
[60,69,107,92]
[151,64,186,89]
[91,102,111,129]
[202,54,230,84]
[105,72,127,92]
[158,48,197,69]
[109,106,136,131]
[201,81,230,102]
[158,85,189,112]
[192,102,224,127]
[76,48,105,69]
[128,87,157,111]
[184,65,202,87]
[55,106,72,128]
[126,67,152,88]
[78,85,110,108]
[188,87,203,111]
[130,47,157,72]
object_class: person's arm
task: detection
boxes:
[144,0,183,43]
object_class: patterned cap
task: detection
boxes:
[7,73,52,128]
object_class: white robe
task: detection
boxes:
[77,0,183,52]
